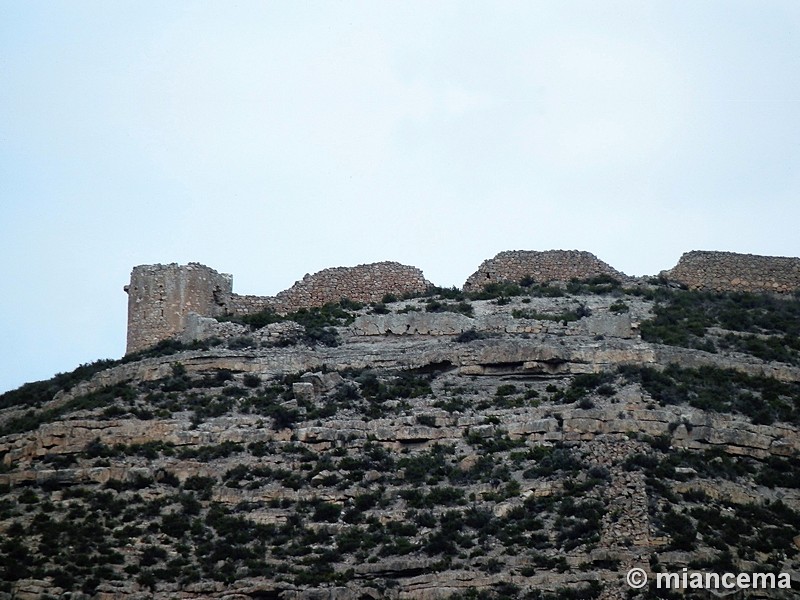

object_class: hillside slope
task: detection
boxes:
[2,279,800,599]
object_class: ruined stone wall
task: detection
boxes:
[272,261,430,312]
[223,294,276,316]
[664,251,800,293]
[125,263,232,354]
[126,250,800,355]
[125,261,430,354]
[463,250,628,291]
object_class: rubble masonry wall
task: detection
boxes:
[126,250,800,354]
[463,250,628,291]
[664,251,800,293]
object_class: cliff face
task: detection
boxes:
[3,280,800,600]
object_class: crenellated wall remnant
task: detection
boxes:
[463,250,628,291]
[663,251,800,294]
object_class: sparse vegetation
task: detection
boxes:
[511,304,591,323]
[619,363,800,425]
[2,280,800,598]
[221,301,359,347]
[639,288,800,363]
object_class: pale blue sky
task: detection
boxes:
[2,1,800,392]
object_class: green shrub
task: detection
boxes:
[425,286,466,301]
[183,476,216,499]
[398,447,453,484]
[400,486,464,509]
[139,545,168,567]
[312,502,342,522]
[425,299,474,316]
[242,374,261,388]
[466,281,525,301]
[662,509,696,550]
[338,298,364,311]
[455,329,485,343]
[523,447,584,478]
[495,384,518,397]
[464,429,525,453]
[511,305,590,323]
[565,274,622,295]
[178,441,242,461]
[523,282,567,298]
[357,371,432,402]
[18,488,38,504]
[433,395,470,413]
[371,303,390,314]
[609,300,629,313]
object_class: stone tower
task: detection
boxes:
[124,263,233,354]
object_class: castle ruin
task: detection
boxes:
[124,263,233,355]
[125,261,430,354]
[125,250,800,354]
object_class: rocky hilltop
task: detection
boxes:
[2,253,800,599]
